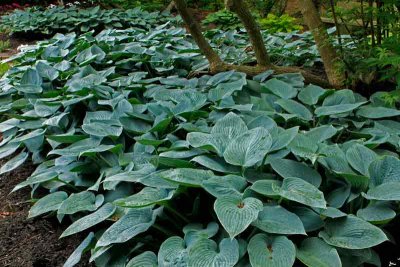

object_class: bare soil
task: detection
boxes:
[0,159,93,267]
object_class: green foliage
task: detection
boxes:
[258,14,303,33]
[0,62,10,77]
[1,11,399,267]
[0,40,10,53]
[203,9,242,30]
[0,6,179,35]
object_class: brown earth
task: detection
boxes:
[0,159,93,267]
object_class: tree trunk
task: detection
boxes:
[174,0,224,70]
[225,0,270,66]
[300,0,345,88]
[173,0,331,88]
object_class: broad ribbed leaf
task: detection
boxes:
[363,182,400,201]
[357,106,400,118]
[357,202,396,224]
[214,196,262,238]
[64,232,94,267]
[346,144,377,176]
[250,180,282,197]
[369,156,400,187]
[61,203,116,237]
[270,158,321,187]
[127,252,157,267]
[113,187,174,207]
[159,168,214,187]
[253,205,306,235]
[296,237,341,267]
[188,238,239,267]
[58,191,98,215]
[305,125,337,142]
[0,151,29,175]
[191,155,240,173]
[158,236,188,267]
[273,177,326,208]
[263,78,297,99]
[202,175,247,198]
[319,215,388,249]
[223,127,272,167]
[315,103,364,117]
[275,99,313,121]
[248,233,296,267]
[29,191,68,218]
[97,207,161,247]
[12,171,58,192]
[298,84,326,105]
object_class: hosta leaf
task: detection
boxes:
[319,215,388,249]
[0,142,20,160]
[363,182,400,201]
[305,125,337,142]
[248,233,296,267]
[12,171,58,192]
[113,187,174,208]
[223,127,272,167]
[96,207,161,247]
[158,236,188,267]
[188,238,239,267]
[191,155,240,174]
[28,191,68,218]
[296,237,341,267]
[315,103,365,117]
[270,126,298,151]
[270,158,322,187]
[211,112,248,140]
[187,132,224,155]
[64,232,95,267]
[36,61,59,81]
[82,122,123,137]
[58,191,97,215]
[127,252,157,267]
[250,180,282,197]
[273,177,326,208]
[183,222,219,247]
[61,203,116,238]
[368,156,400,187]
[356,202,396,224]
[292,207,324,232]
[202,175,247,198]
[159,168,214,187]
[275,99,313,121]
[288,134,318,161]
[298,84,326,105]
[346,144,377,176]
[357,106,400,119]
[0,151,28,175]
[263,78,297,99]
[214,195,262,238]
[253,205,306,235]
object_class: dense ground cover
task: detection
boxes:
[0,7,400,267]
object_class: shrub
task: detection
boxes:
[0,6,179,35]
[203,9,242,30]
[0,15,399,266]
[258,14,303,33]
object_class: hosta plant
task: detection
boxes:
[0,6,180,35]
[0,15,399,267]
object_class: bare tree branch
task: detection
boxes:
[225,0,270,66]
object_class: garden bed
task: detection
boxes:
[0,157,93,267]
